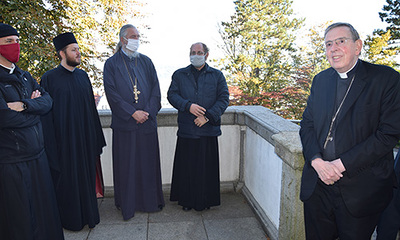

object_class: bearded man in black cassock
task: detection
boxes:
[40,32,106,231]
[103,24,164,220]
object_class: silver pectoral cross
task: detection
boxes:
[133,85,140,103]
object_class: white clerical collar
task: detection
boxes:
[0,63,15,74]
[337,60,358,79]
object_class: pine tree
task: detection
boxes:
[217,0,303,112]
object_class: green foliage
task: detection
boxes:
[0,0,66,80]
[379,0,400,39]
[217,0,304,105]
[274,22,330,119]
[0,0,145,87]
[363,29,400,69]
[298,22,331,81]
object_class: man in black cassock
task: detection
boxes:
[167,42,229,211]
[103,24,164,220]
[0,23,64,239]
[40,32,106,231]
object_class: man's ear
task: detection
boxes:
[355,39,363,56]
[59,50,66,60]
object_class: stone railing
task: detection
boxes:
[98,106,305,240]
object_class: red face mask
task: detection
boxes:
[0,42,20,63]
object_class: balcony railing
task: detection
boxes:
[98,106,305,240]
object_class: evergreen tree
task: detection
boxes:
[379,0,400,39]
[217,0,303,111]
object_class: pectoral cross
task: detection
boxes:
[133,85,140,103]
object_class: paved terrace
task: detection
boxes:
[63,192,269,240]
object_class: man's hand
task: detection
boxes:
[7,101,24,112]
[311,158,345,185]
[31,90,41,99]
[132,110,149,124]
[194,115,209,127]
[7,90,42,112]
[189,104,206,117]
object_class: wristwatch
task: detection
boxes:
[22,102,27,110]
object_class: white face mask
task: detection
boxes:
[190,55,206,68]
[125,38,139,52]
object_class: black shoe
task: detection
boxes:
[158,205,164,210]
[182,206,192,211]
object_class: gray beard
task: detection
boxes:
[123,47,140,58]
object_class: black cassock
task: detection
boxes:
[41,65,106,231]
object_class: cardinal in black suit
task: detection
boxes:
[300,22,400,240]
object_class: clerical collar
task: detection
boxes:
[0,63,15,74]
[337,59,359,79]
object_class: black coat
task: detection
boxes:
[167,64,229,138]
[0,65,52,163]
[300,60,400,217]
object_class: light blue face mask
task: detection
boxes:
[124,38,139,52]
[190,54,205,67]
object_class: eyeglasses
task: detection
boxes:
[190,51,205,56]
[325,37,352,49]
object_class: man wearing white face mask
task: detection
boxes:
[167,42,229,211]
[103,24,164,220]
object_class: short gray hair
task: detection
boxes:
[324,22,360,41]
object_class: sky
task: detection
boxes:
[139,0,388,64]
[99,0,389,108]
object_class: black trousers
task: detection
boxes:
[376,152,400,240]
[304,180,380,240]
[376,187,400,240]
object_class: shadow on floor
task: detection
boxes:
[63,192,270,240]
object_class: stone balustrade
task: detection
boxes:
[98,105,305,239]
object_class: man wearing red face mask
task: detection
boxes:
[0,23,64,239]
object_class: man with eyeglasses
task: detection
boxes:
[167,42,229,211]
[299,22,400,239]
[40,32,106,231]
[0,23,64,239]
[103,24,164,220]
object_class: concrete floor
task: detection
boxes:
[63,192,269,240]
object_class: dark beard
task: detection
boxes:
[66,54,80,67]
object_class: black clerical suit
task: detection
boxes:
[300,60,400,239]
